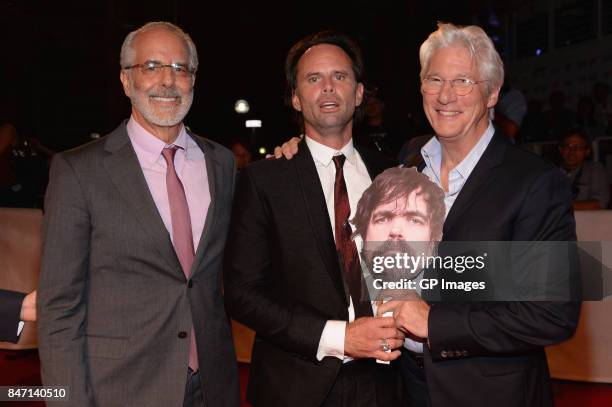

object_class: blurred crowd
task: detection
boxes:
[0,121,54,208]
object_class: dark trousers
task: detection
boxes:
[183,369,205,407]
[398,350,430,407]
[321,359,403,407]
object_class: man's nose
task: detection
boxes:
[437,80,457,104]
[322,77,335,93]
[160,66,176,86]
[388,219,407,240]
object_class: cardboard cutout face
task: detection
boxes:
[352,167,445,299]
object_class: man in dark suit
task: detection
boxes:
[376,23,581,407]
[37,22,239,407]
[224,31,405,407]
[0,289,35,343]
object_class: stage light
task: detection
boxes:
[245,120,262,128]
[234,99,250,114]
[258,147,267,155]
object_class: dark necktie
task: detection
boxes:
[162,146,199,371]
[332,154,373,318]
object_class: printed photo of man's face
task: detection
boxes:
[365,188,433,242]
[351,167,445,295]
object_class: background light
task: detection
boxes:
[245,120,262,128]
[234,99,250,114]
[258,147,267,155]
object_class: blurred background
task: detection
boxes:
[1,0,610,154]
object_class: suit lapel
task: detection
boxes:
[442,132,507,236]
[294,140,349,305]
[102,123,182,274]
[190,134,221,277]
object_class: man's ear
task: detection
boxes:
[120,70,131,97]
[355,82,365,107]
[291,90,302,112]
[486,86,501,109]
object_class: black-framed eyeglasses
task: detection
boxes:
[123,61,195,78]
[421,77,488,96]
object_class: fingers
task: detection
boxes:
[20,290,37,322]
[282,139,299,159]
[376,300,400,317]
[271,135,302,160]
[389,329,405,341]
[370,316,398,327]
[379,327,403,341]
[354,316,395,327]
[387,338,405,350]
[288,136,301,150]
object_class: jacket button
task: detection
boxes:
[178,331,188,339]
[188,280,193,288]
[441,350,448,358]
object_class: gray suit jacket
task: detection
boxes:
[37,122,239,407]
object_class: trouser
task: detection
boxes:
[398,349,431,407]
[321,359,403,407]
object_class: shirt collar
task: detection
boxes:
[305,134,357,167]
[421,121,495,180]
[127,116,191,167]
[453,122,495,179]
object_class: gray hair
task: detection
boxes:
[120,21,198,73]
[419,22,504,96]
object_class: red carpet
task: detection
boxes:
[1,350,610,406]
[0,350,44,407]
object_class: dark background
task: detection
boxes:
[0,0,564,152]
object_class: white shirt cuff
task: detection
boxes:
[17,321,25,337]
[316,320,346,361]
[404,338,424,353]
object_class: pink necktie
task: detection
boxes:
[162,146,199,371]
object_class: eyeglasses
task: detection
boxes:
[560,143,588,151]
[421,77,488,96]
[123,61,195,78]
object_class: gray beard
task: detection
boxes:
[129,81,193,127]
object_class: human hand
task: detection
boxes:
[269,135,303,160]
[377,298,430,339]
[344,316,405,361]
[20,290,37,322]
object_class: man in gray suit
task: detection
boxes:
[37,22,239,407]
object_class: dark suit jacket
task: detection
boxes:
[420,132,580,407]
[224,140,397,407]
[37,122,239,407]
[0,289,25,343]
